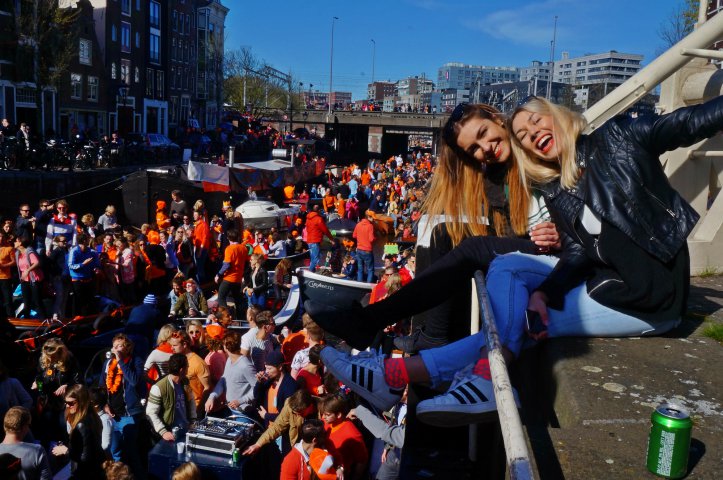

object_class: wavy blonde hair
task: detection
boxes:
[509,97,587,190]
[40,338,71,373]
[422,104,529,246]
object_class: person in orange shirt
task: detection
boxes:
[334,194,346,218]
[215,229,248,317]
[155,201,171,231]
[283,184,296,201]
[0,230,16,328]
[320,396,367,480]
[192,210,211,284]
[322,191,335,214]
[360,169,371,187]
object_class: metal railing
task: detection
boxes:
[471,271,534,480]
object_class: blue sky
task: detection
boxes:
[224,0,685,100]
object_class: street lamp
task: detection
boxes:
[371,39,376,86]
[329,16,339,114]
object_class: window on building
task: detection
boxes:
[111,25,117,42]
[111,63,117,80]
[79,39,92,65]
[170,67,175,89]
[170,96,178,123]
[173,12,177,31]
[121,0,130,15]
[149,1,160,28]
[156,70,164,98]
[135,67,140,83]
[149,33,160,63]
[136,0,140,10]
[135,32,140,48]
[186,14,190,34]
[146,68,154,96]
[71,73,82,99]
[121,60,131,85]
[172,38,177,60]
[87,76,98,102]
[121,22,131,53]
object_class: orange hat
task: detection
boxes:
[206,324,226,340]
[308,449,336,480]
[156,200,166,210]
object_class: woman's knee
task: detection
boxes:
[487,252,534,278]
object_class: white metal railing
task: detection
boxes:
[472,271,534,480]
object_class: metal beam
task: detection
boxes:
[583,11,723,133]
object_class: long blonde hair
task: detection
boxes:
[509,97,587,190]
[422,104,529,246]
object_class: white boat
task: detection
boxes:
[234,199,300,231]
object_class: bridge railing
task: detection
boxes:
[470,271,535,480]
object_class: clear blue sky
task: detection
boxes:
[224,0,685,100]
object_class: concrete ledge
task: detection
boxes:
[524,276,723,479]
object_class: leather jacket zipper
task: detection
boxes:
[593,237,607,265]
[643,186,677,218]
[588,278,623,297]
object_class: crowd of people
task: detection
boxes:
[0,144,443,479]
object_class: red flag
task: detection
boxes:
[202,181,230,192]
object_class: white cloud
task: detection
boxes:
[464,0,576,46]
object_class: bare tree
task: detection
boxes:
[223,48,304,117]
[16,0,80,131]
[658,0,699,48]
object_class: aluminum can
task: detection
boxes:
[646,403,692,478]
[172,426,180,441]
[232,448,240,465]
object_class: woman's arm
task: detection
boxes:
[534,231,592,310]
[629,95,723,155]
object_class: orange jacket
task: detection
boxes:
[304,212,332,244]
[193,219,211,250]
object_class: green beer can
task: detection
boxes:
[646,403,692,478]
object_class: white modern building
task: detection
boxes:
[437,63,519,90]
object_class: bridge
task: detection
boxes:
[270,110,451,160]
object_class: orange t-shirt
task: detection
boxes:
[222,243,248,283]
[281,331,308,364]
[0,246,14,280]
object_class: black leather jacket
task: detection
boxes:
[537,96,723,308]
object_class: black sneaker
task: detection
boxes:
[393,329,447,354]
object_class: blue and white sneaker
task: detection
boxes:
[320,347,404,411]
[416,364,519,427]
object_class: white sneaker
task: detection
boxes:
[320,347,403,411]
[416,364,519,427]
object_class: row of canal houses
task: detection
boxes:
[0,0,229,141]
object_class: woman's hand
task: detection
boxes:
[530,221,561,250]
[257,405,267,418]
[52,444,68,456]
[162,431,175,442]
[228,400,241,410]
[54,384,67,397]
[527,291,550,341]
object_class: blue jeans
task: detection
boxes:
[247,291,266,309]
[420,252,680,387]
[356,250,374,283]
[309,243,321,272]
[110,414,145,479]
